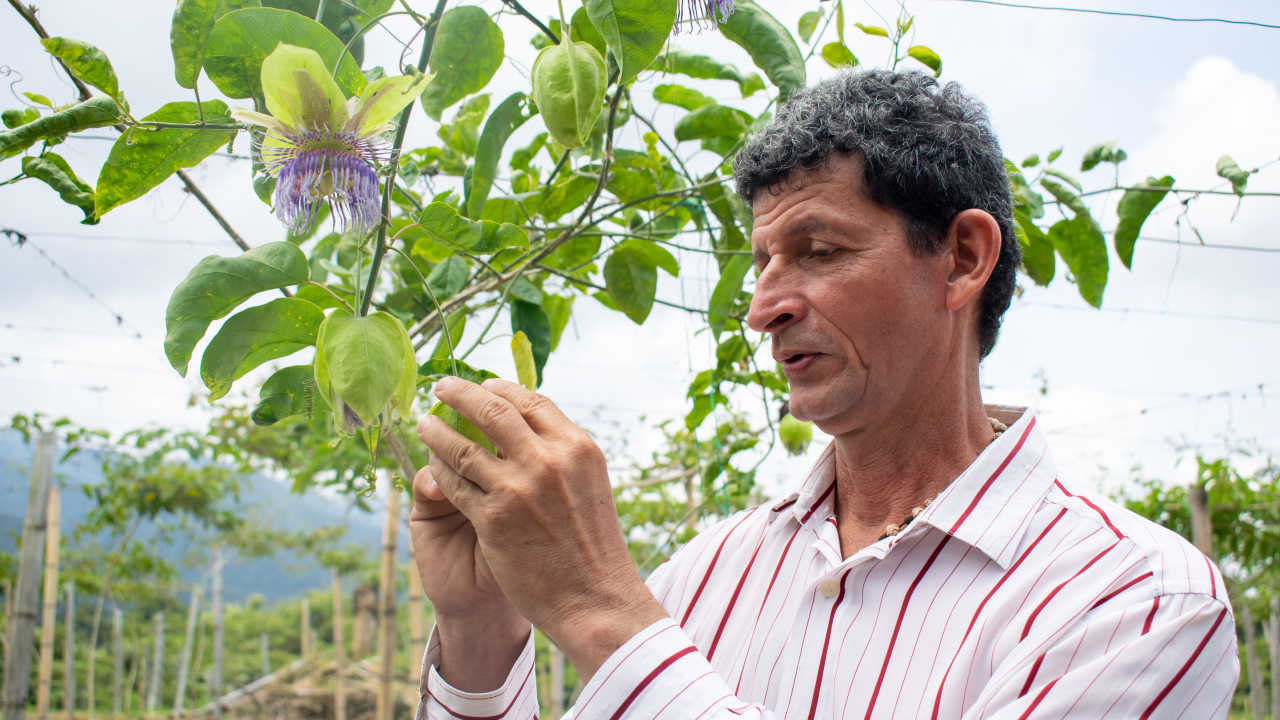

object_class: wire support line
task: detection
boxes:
[22,231,232,248]
[1135,236,1280,254]
[2,323,154,338]
[0,353,174,375]
[1016,301,1280,326]
[1045,377,1280,435]
[933,0,1280,30]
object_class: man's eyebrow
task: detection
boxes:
[785,216,826,237]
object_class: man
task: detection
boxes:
[408,69,1239,719]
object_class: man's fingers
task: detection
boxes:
[417,405,504,492]
[432,377,539,453]
[428,454,486,514]
[479,378,577,439]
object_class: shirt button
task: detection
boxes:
[819,579,840,598]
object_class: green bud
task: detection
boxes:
[2,109,25,129]
[530,40,607,150]
[778,413,814,456]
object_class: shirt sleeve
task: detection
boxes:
[416,623,540,720]
[975,592,1238,720]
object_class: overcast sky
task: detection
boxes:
[2,0,1279,501]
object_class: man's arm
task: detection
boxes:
[973,592,1237,719]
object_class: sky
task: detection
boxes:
[2,0,1280,504]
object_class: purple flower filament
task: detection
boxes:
[260,124,388,236]
[675,0,734,34]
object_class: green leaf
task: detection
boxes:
[854,23,888,37]
[701,175,747,272]
[720,1,805,103]
[1048,214,1108,308]
[0,96,122,160]
[21,154,96,224]
[430,310,467,361]
[1039,177,1089,218]
[1046,147,1063,163]
[820,42,858,68]
[653,84,714,111]
[510,299,550,387]
[674,104,753,142]
[509,276,544,305]
[685,391,726,431]
[419,358,498,385]
[23,93,52,108]
[467,92,528,220]
[510,132,547,172]
[623,239,678,276]
[414,202,530,254]
[164,241,310,376]
[511,331,538,391]
[426,254,470,300]
[319,311,410,426]
[709,254,751,340]
[40,38,123,105]
[95,101,234,218]
[1013,209,1054,285]
[1081,140,1126,172]
[604,242,658,324]
[171,0,220,88]
[1216,156,1250,197]
[798,9,823,44]
[1114,176,1174,269]
[585,0,676,88]
[250,364,330,425]
[539,175,596,222]
[1021,154,1039,168]
[204,8,366,100]
[420,7,504,121]
[429,401,496,454]
[1041,167,1081,192]
[200,297,325,400]
[648,46,764,98]
[570,7,609,57]
[542,293,574,351]
[905,45,942,76]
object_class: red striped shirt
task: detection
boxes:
[419,410,1237,720]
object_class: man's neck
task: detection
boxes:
[830,372,994,558]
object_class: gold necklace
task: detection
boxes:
[877,417,1008,541]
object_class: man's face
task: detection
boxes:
[745,154,953,437]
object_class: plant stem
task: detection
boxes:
[387,247,458,375]
[360,0,449,316]
[314,0,328,22]
[501,0,559,44]
[304,281,355,312]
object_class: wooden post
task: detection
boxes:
[407,552,424,684]
[259,632,268,678]
[549,643,565,717]
[211,547,224,720]
[147,611,164,711]
[111,608,123,715]
[173,587,200,717]
[1271,597,1279,720]
[63,581,74,719]
[332,569,346,720]
[2,579,10,676]
[1245,604,1267,720]
[684,475,697,531]
[1188,482,1214,559]
[37,485,61,720]
[376,483,398,720]
[1,432,55,720]
[136,656,146,716]
[300,597,310,658]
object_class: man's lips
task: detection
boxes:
[778,352,820,373]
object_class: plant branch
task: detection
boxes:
[8,0,93,103]
[500,0,559,44]
[360,0,448,315]
[536,263,707,314]
[384,429,418,482]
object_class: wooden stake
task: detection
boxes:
[111,607,122,715]
[1271,597,1279,720]
[147,612,164,711]
[300,597,310,658]
[211,547,224,720]
[332,569,346,720]
[37,485,61,719]
[1188,482,1214,559]
[136,656,146,717]
[2,578,11,675]
[549,643,565,718]
[63,581,74,719]
[406,549,424,685]
[173,587,200,717]
[1245,604,1267,720]
[1,431,54,720]
[260,633,269,678]
[376,481,399,720]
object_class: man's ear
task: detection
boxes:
[944,209,1002,313]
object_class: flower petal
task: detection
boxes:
[261,43,348,130]
[230,108,286,134]
[348,72,435,136]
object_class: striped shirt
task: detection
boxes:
[417,409,1238,719]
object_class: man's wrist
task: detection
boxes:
[436,607,532,693]
[542,586,671,683]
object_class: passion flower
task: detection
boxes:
[530,38,606,150]
[675,0,734,35]
[314,310,418,435]
[231,44,433,235]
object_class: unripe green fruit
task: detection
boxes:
[2,109,24,129]
[779,413,814,456]
[530,40,607,150]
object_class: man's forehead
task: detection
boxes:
[750,154,864,218]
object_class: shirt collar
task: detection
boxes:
[768,407,1058,571]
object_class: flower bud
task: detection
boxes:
[778,413,814,456]
[530,40,607,149]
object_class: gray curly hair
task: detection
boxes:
[732,68,1019,358]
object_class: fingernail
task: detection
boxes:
[436,376,454,393]
[481,377,500,389]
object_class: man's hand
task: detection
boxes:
[408,463,530,691]
[416,376,669,681]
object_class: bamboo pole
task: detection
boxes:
[36,485,61,720]
[1188,482,1214,559]
[211,547,224,720]
[376,483,398,720]
[173,587,200,717]
[147,612,164,711]
[111,607,122,715]
[1245,605,1267,720]
[300,597,310,658]
[1,432,54,720]
[1271,597,1279,720]
[407,552,424,684]
[260,633,268,678]
[136,656,146,716]
[63,581,74,719]
[332,569,346,720]
[549,643,565,718]
[2,578,11,675]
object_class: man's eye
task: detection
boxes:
[811,248,837,259]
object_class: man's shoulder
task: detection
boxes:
[1041,476,1226,601]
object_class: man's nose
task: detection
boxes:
[746,263,805,335]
